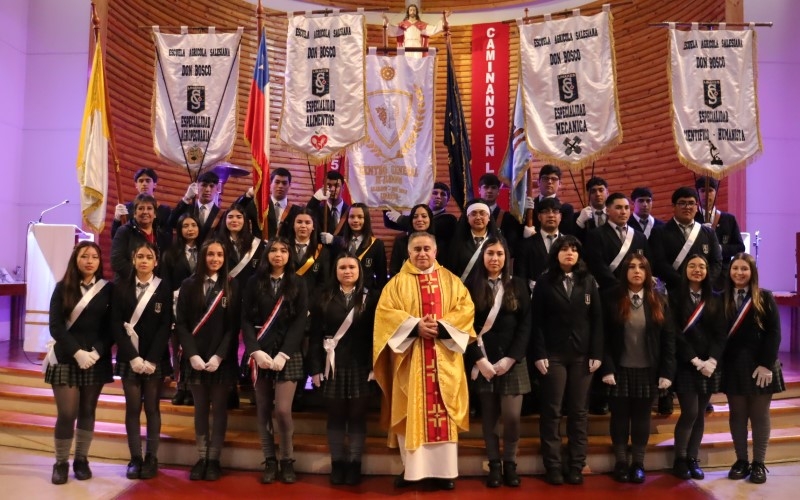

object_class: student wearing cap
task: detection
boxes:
[169,171,222,244]
[112,168,172,239]
[629,187,664,240]
[694,176,745,290]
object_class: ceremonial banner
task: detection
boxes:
[347,52,436,209]
[519,7,621,169]
[278,14,366,161]
[152,28,242,173]
[244,29,271,232]
[669,25,762,176]
[445,42,472,213]
[500,84,531,222]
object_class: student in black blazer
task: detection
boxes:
[287,208,331,307]
[384,182,458,251]
[722,253,784,484]
[308,254,378,486]
[46,241,113,485]
[477,174,523,257]
[242,237,309,485]
[573,176,609,242]
[234,167,304,240]
[695,176,746,290]
[600,254,675,484]
[389,204,435,277]
[335,203,387,292]
[629,187,665,240]
[169,171,221,243]
[111,242,172,480]
[513,197,563,294]
[176,238,240,482]
[306,170,350,239]
[465,237,531,488]
[530,235,603,486]
[446,199,500,280]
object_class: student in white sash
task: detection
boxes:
[111,241,172,480]
[670,254,726,481]
[722,253,784,484]
[465,237,531,488]
[600,254,674,484]
[46,241,113,485]
[242,237,309,484]
[390,203,434,277]
[629,187,664,239]
[446,199,499,280]
[308,254,378,485]
[176,238,240,481]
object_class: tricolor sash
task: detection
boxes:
[728,297,752,337]
[123,277,162,353]
[229,237,261,278]
[192,289,225,336]
[673,223,702,270]
[682,300,706,333]
[249,296,285,385]
[609,228,634,272]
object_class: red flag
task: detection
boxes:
[314,152,352,205]
[244,28,270,233]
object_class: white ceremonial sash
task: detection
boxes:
[673,223,701,270]
[669,25,762,176]
[461,239,488,282]
[42,340,57,373]
[277,14,366,160]
[518,6,622,169]
[229,237,261,278]
[123,277,162,353]
[152,28,242,172]
[476,285,505,356]
[67,280,108,329]
[323,293,366,380]
[609,228,634,272]
[347,51,435,209]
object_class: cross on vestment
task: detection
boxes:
[427,402,447,427]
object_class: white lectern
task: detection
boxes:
[24,224,93,353]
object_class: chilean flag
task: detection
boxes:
[244,28,270,233]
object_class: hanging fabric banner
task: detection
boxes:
[519,6,622,169]
[669,24,762,177]
[152,28,242,174]
[347,52,436,209]
[278,13,366,161]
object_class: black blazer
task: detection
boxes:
[492,207,523,258]
[584,224,649,290]
[529,272,603,361]
[629,215,665,239]
[384,210,458,260]
[49,281,114,366]
[223,237,266,289]
[306,198,350,236]
[110,221,173,283]
[241,276,309,357]
[176,276,239,362]
[599,290,676,381]
[670,292,726,365]
[531,196,575,235]
[294,244,331,306]
[111,202,172,239]
[345,237,387,292]
[512,232,558,290]
[111,278,172,365]
[307,289,378,376]
[234,193,302,239]
[724,290,781,369]
[694,210,745,262]
[168,200,220,243]
[160,245,194,293]
[466,277,531,367]
[649,219,723,292]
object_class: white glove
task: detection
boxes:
[205,355,222,372]
[589,359,602,373]
[143,361,156,375]
[250,350,273,370]
[114,203,129,221]
[319,232,334,245]
[385,208,402,223]
[271,352,290,371]
[475,357,497,380]
[313,187,329,201]
[602,374,616,385]
[752,365,773,388]
[88,349,100,362]
[367,370,375,382]
[703,222,713,228]
[535,359,549,375]
[129,356,145,374]
[576,205,593,228]
[658,377,672,390]
[523,225,537,238]
[700,357,717,378]
[183,183,198,203]
[493,357,516,376]
[245,186,254,198]
[690,357,704,369]
[73,349,95,370]
[312,373,323,387]
[525,196,536,211]
[189,355,206,371]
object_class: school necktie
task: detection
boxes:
[691,291,701,305]
[349,237,359,254]
[274,202,283,222]
[545,234,556,253]
[204,278,216,303]
[136,282,149,302]
[737,289,746,309]
[199,205,207,225]
[271,277,282,295]
[617,226,626,242]
[80,283,92,294]
[680,223,692,240]
[564,274,574,296]
[187,247,197,271]
[330,206,339,228]
[631,294,642,309]
[296,243,307,256]
[640,218,648,230]
[595,211,606,226]
[474,236,484,247]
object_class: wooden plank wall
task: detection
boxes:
[98,0,726,270]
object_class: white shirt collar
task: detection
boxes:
[608,220,626,232]
[136,276,154,287]
[628,289,642,299]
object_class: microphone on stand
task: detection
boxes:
[38,199,70,223]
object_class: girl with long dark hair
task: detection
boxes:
[389,203,435,277]
[338,203,387,291]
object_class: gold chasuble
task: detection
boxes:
[373,260,475,456]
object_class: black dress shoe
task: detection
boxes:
[612,462,629,483]
[279,459,296,484]
[545,467,564,485]
[73,457,92,480]
[672,457,691,480]
[126,456,143,479]
[629,463,646,484]
[503,461,520,487]
[171,389,186,405]
[657,394,674,416]
[705,402,714,413]
[565,468,583,485]
[435,478,455,490]
[394,472,412,488]
[345,461,362,486]
[204,459,222,481]
[728,459,751,480]
[330,460,346,485]
[189,458,207,481]
[589,404,609,415]
[184,391,194,406]
[687,457,704,480]
[261,458,278,484]
[486,460,502,488]
[749,461,768,484]
[140,453,158,479]
[51,461,69,485]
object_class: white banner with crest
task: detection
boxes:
[278,14,366,161]
[669,25,762,176]
[519,7,621,169]
[152,28,242,173]
[347,52,435,209]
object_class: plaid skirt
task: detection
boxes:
[45,360,113,387]
[608,366,657,399]
[321,363,374,400]
[673,364,722,395]
[251,351,305,383]
[472,359,531,395]
[723,355,785,396]
[115,360,166,382]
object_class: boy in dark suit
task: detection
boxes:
[169,171,221,243]
[629,186,665,239]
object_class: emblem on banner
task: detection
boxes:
[311,133,329,151]
[185,145,204,167]
[365,87,422,160]
[380,65,396,81]
[558,73,579,103]
[703,80,722,109]
[563,136,582,155]
[312,69,330,97]
[187,85,206,113]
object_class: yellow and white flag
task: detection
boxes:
[76,42,110,233]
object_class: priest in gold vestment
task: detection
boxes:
[373,232,476,489]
